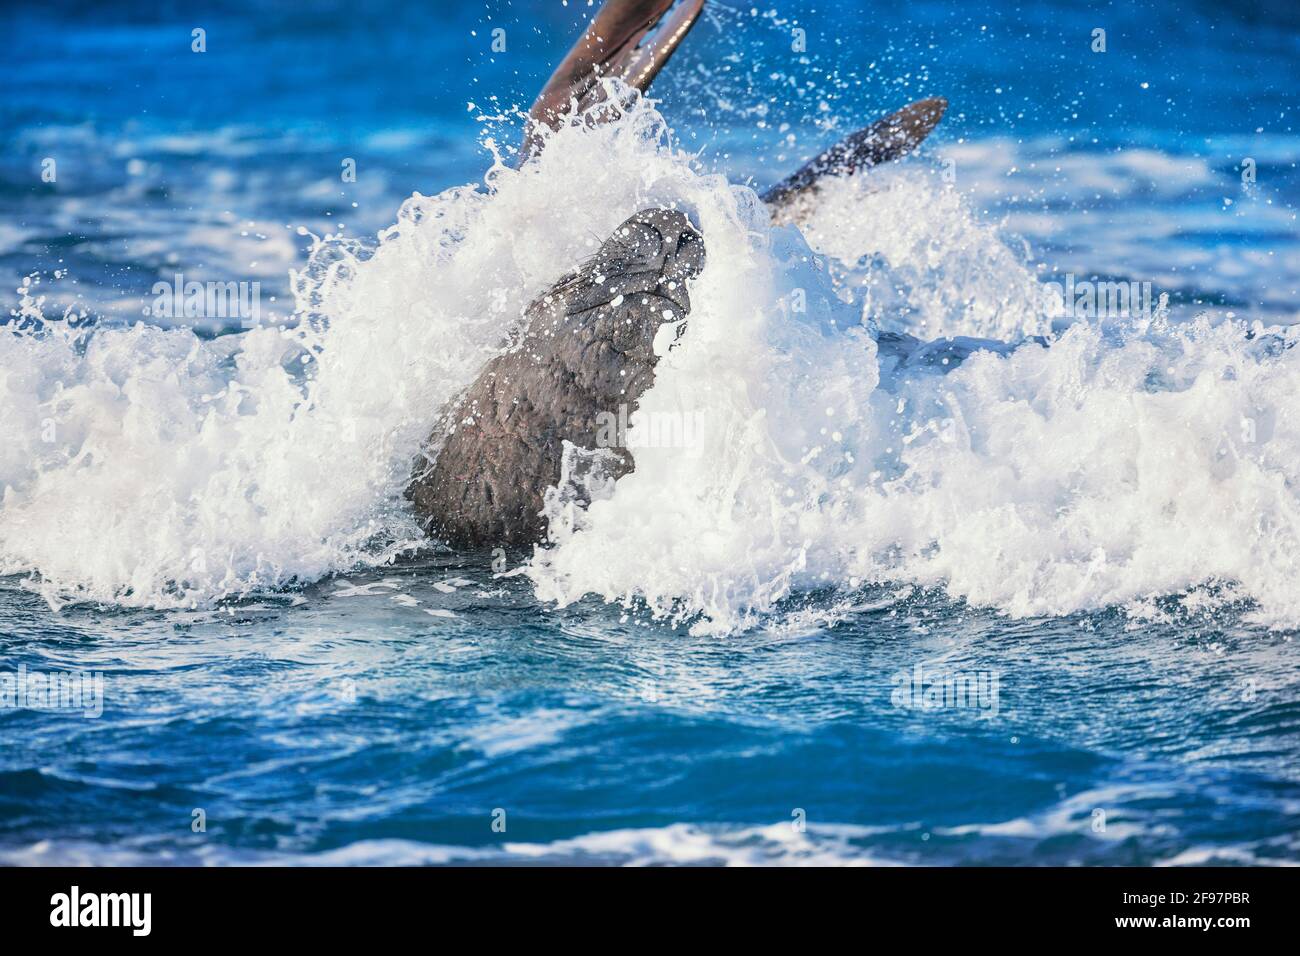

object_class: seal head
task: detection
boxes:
[408,207,705,550]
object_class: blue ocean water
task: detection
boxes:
[1,0,1298,864]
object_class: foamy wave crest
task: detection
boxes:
[524,111,1300,634]
[536,300,1300,632]
[0,263,438,608]
[5,94,1298,633]
[791,166,1050,341]
[0,93,761,608]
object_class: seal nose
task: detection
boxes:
[624,209,704,314]
[565,207,706,316]
[616,208,705,281]
[649,212,704,315]
[665,220,705,283]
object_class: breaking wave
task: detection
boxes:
[3,95,1298,634]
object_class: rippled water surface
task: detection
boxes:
[3,568,1297,864]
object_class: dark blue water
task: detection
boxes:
[3,565,1297,864]
[2,0,1298,864]
[5,0,1297,324]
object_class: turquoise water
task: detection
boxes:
[2,0,1298,864]
[3,567,1297,864]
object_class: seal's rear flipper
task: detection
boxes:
[616,0,706,95]
[521,0,706,162]
[761,96,948,222]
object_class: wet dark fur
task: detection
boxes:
[407,208,705,549]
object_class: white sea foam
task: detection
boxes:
[789,163,1050,341]
[2,94,1298,633]
[0,823,900,867]
[3,818,1290,867]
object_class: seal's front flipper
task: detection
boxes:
[762,96,948,224]
[521,0,706,162]
[616,0,706,95]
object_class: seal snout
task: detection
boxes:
[665,218,705,285]
[568,207,705,315]
[613,208,705,285]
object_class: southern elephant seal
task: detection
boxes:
[407,208,705,548]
